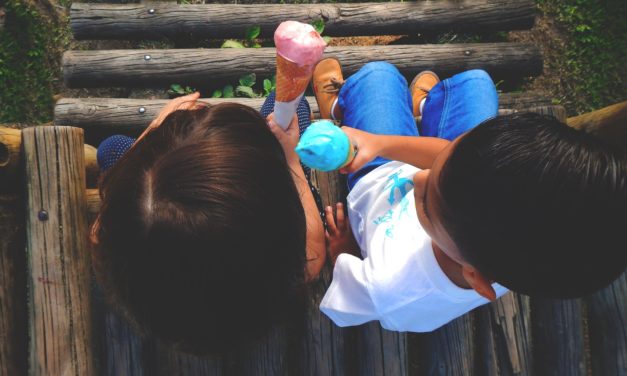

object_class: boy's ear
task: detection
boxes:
[462,265,497,301]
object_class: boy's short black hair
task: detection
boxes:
[439,113,626,298]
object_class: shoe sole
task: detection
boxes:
[410,70,440,93]
[312,57,343,119]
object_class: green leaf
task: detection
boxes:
[170,84,184,93]
[245,26,261,41]
[322,36,332,44]
[271,75,276,86]
[239,73,256,87]
[221,40,246,48]
[211,89,222,98]
[223,84,234,98]
[252,43,262,48]
[263,79,272,93]
[312,19,325,35]
[236,85,257,98]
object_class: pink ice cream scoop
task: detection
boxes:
[274,21,326,66]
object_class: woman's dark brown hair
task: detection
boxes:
[94,103,307,353]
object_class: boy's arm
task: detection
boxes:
[268,114,327,282]
[340,126,450,172]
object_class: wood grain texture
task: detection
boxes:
[23,126,95,375]
[0,194,27,376]
[586,272,627,376]
[71,0,534,40]
[413,313,476,376]
[62,44,542,88]
[357,323,407,376]
[477,293,533,376]
[531,298,587,376]
[304,170,353,376]
[1,126,99,189]
[54,94,549,132]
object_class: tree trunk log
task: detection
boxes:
[62,44,542,88]
[0,194,28,376]
[586,272,627,376]
[23,126,95,375]
[54,94,549,133]
[71,0,534,40]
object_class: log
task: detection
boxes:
[531,298,587,376]
[62,44,543,88]
[70,0,535,40]
[586,272,627,376]
[477,293,533,375]
[412,313,476,375]
[23,126,95,375]
[0,194,27,376]
[0,126,100,188]
[54,94,549,132]
[567,100,627,147]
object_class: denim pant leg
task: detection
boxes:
[337,62,417,190]
[260,91,313,178]
[420,69,498,140]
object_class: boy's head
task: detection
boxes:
[414,113,626,298]
[93,103,307,353]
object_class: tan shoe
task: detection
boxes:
[312,58,344,120]
[410,71,440,117]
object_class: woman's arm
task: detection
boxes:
[340,126,450,173]
[268,114,327,282]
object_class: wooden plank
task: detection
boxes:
[357,324,407,375]
[477,293,533,375]
[70,0,535,40]
[303,170,353,376]
[531,298,587,376]
[62,44,543,88]
[586,272,627,376]
[54,94,549,132]
[23,126,95,375]
[0,194,27,376]
[497,92,553,110]
[154,341,222,376]
[1,126,99,188]
[412,313,476,376]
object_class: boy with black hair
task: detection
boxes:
[313,60,626,331]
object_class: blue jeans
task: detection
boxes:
[338,62,498,190]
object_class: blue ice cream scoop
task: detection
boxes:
[295,120,354,172]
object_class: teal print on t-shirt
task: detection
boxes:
[385,170,414,205]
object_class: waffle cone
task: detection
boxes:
[275,54,313,102]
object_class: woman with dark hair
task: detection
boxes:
[91,92,326,353]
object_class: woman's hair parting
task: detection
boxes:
[439,112,626,298]
[94,103,307,353]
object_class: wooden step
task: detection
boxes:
[71,0,535,40]
[62,44,542,88]
[54,94,553,132]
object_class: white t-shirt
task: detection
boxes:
[320,161,509,332]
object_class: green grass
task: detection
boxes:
[538,0,627,113]
[0,0,70,123]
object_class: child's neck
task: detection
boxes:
[432,242,472,289]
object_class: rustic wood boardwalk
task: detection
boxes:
[0,1,625,375]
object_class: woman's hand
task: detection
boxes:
[136,92,202,143]
[339,126,384,174]
[267,112,300,165]
[325,203,360,265]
